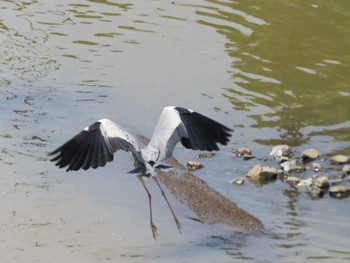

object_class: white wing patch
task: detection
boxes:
[142,107,183,162]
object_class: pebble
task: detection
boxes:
[235,148,253,160]
[329,186,350,199]
[230,178,244,185]
[280,159,303,173]
[342,164,350,175]
[227,144,349,201]
[247,165,278,180]
[308,185,325,199]
[285,176,301,185]
[329,155,348,164]
[196,152,216,158]
[313,176,330,189]
[311,163,322,172]
[186,161,203,171]
[296,178,313,188]
[301,149,319,160]
[269,145,292,158]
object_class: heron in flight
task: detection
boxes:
[48,106,232,239]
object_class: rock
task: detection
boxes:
[278,156,289,163]
[329,186,350,199]
[260,167,278,179]
[342,164,350,175]
[196,152,216,158]
[186,161,203,171]
[269,145,292,158]
[285,176,301,185]
[235,148,253,160]
[247,165,261,178]
[280,159,303,173]
[313,176,330,189]
[277,169,284,176]
[296,178,313,188]
[301,149,319,160]
[311,163,322,172]
[308,185,325,199]
[247,165,278,180]
[230,177,244,185]
[330,155,348,164]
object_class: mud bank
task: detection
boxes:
[139,136,263,232]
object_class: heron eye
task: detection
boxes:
[148,161,155,167]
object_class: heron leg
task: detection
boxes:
[137,175,158,240]
[153,177,183,233]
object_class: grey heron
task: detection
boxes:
[49,106,232,239]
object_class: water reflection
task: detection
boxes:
[281,188,305,246]
[194,0,350,147]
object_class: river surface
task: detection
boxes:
[1,0,349,262]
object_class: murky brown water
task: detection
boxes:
[1,0,349,262]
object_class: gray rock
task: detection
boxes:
[230,177,244,185]
[269,145,292,158]
[280,159,303,173]
[313,176,330,189]
[301,149,319,160]
[247,165,278,180]
[186,161,203,171]
[342,164,350,175]
[330,155,348,164]
[235,148,253,160]
[296,178,313,188]
[329,186,350,199]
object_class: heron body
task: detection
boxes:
[49,106,232,239]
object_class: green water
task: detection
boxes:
[195,1,350,147]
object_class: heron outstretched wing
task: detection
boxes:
[48,119,141,171]
[142,106,232,163]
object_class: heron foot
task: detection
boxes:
[174,218,183,233]
[151,223,158,240]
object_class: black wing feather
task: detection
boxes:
[67,134,90,171]
[48,121,137,172]
[175,107,232,151]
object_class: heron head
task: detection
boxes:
[144,161,156,177]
